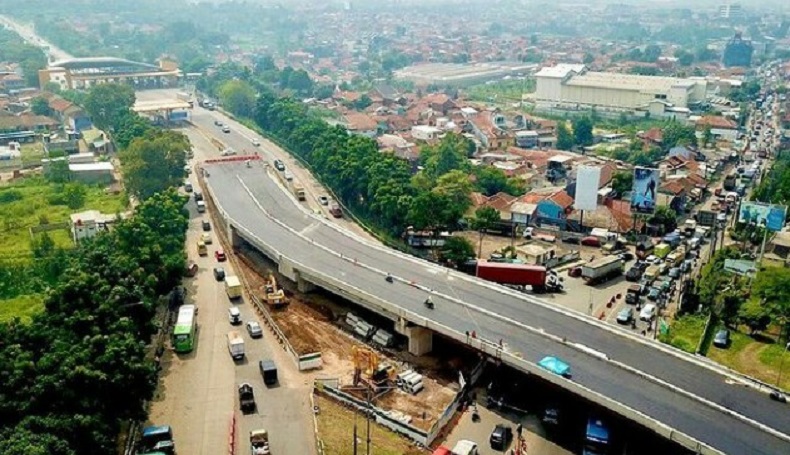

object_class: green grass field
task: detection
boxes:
[660,314,707,353]
[0,294,44,324]
[0,176,127,260]
[707,327,790,390]
[464,78,536,104]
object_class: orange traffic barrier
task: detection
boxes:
[598,311,606,320]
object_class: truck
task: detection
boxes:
[239,383,256,413]
[139,425,175,455]
[723,173,737,191]
[450,440,479,455]
[227,331,245,360]
[601,239,626,254]
[250,429,271,455]
[259,360,278,386]
[580,256,623,285]
[654,242,672,259]
[644,265,661,282]
[682,219,697,237]
[666,246,686,267]
[472,260,563,293]
[582,417,610,455]
[290,181,306,201]
[225,275,242,299]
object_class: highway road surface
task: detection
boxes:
[147,119,315,455]
[188,103,790,455]
[0,15,73,62]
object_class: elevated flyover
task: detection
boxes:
[200,156,790,455]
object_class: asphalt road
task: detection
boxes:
[190,104,790,455]
[147,117,315,455]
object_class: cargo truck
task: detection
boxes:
[581,256,623,285]
[227,331,245,360]
[472,260,563,293]
[225,276,242,299]
[250,429,271,455]
[290,180,306,201]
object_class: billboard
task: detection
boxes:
[738,202,787,232]
[630,167,660,214]
[574,165,602,211]
[724,259,757,277]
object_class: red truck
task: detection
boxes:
[474,261,563,293]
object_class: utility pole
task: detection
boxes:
[366,387,372,455]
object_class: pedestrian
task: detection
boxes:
[471,330,476,339]
[516,423,523,438]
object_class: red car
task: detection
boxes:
[215,249,227,262]
[568,266,582,278]
[581,236,601,247]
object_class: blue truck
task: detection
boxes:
[582,417,610,455]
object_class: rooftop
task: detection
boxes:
[535,64,587,79]
[566,71,699,92]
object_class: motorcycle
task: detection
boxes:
[424,298,434,310]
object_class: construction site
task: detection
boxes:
[232,240,466,431]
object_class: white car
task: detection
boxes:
[228,307,242,325]
[645,255,661,265]
[246,321,263,338]
[221,148,237,156]
[251,138,260,147]
[639,304,657,321]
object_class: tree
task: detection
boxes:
[120,130,189,200]
[611,171,634,197]
[353,94,373,111]
[31,97,51,116]
[114,113,154,150]
[702,126,714,147]
[314,85,335,100]
[739,300,772,335]
[649,205,678,235]
[253,54,276,73]
[556,122,574,150]
[674,49,695,66]
[420,134,472,181]
[751,267,790,330]
[83,83,135,132]
[471,206,501,258]
[440,236,476,266]
[572,116,594,146]
[661,121,697,150]
[218,79,257,118]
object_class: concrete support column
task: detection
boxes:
[404,326,433,356]
[294,270,315,293]
[230,227,243,250]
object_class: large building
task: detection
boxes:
[394,62,537,87]
[39,57,180,90]
[534,64,707,116]
[719,2,743,20]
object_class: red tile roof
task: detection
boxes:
[697,115,738,130]
[640,127,663,144]
[344,112,378,131]
[549,190,574,210]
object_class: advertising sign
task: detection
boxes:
[630,167,660,214]
[738,202,787,232]
[724,259,757,277]
[574,165,601,211]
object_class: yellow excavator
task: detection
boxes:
[352,346,395,391]
[263,274,286,307]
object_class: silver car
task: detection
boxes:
[246,321,263,338]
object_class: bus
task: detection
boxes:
[173,304,197,353]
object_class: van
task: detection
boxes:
[284,171,294,181]
[197,240,207,256]
[196,200,206,213]
[225,276,242,299]
[227,331,245,360]
[451,440,479,455]
[184,181,193,192]
[141,425,174,453]
[259,360,278,386]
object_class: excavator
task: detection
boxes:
[352,346,395,392]
[262,274,287,307]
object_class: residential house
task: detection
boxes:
[0,113,58,133]
[411,125,443,141]
[519,188,574,228]
[764,230,790,267]
[515,130,539,149]
[344,112,378,138]
[468,111,512,151]
[69,210,118,243]
[696,115,739,142]
[0,73,25,93]
[638,127,663,147]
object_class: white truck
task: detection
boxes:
[227,331,245,360]
[250,429,270,455]
[225,276,242,299]
[451,440,479,455]
[581,256,623,286]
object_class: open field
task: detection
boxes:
[660,314,707,354]
[314,394,424,455]
[0,176,127,259]
[707,326,790,390]
[0,293,44,323]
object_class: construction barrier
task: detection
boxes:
[204,155,262,164]
[228,413,236,455]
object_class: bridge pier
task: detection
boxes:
[395,317,433,356]
[294,270,315,293]
[230,227,244,250]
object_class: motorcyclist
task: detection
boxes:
[424,296,434,309]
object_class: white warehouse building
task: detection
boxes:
[534,64,707,115]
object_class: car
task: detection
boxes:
[580,236,601,247]
[668,267,681,279]
[273,160,285,171]
[186,260,198,277]
[639,304,657,321]
[713,329,731,348]
[251,138,260,147]
[184,181,193,192]
[489,424,513,451]
[317,195,329,206]
[214,120,223,126]
[625,267,642,282]
[194,191,203,202]
[221,148,237,156]
[213,267,226,281]
[215,249,226,262]
[647,287,661,301]
[200,233,212,244]
[638,278,653,291]
[562,235,581,244]
[568,266,582,278]
[618,252,635,262]
[222,125,231,133]
[184,165,192,175]
[717,212,728,223]
[228,306,241,325]
[538,356,571,377]
[645,255,661,265]
[658,263,669,275]
[616,307,634,324]
[625,287,641,305]
[246,321,263,338]
[634,260,649,271]
[202,220,211,231]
